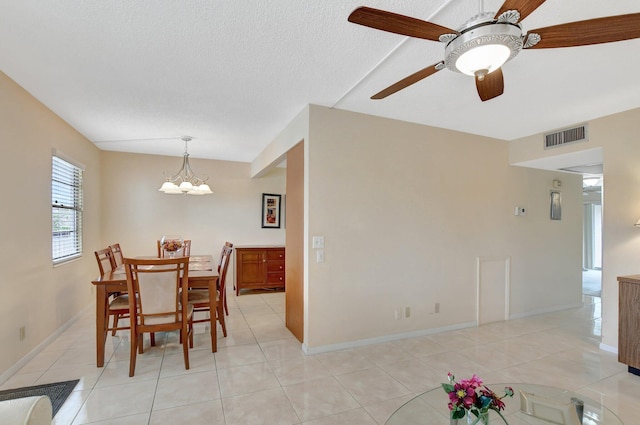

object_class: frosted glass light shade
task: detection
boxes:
[159,181,179,192]
[455,44,511,76]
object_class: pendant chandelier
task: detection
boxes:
[158,136,213,195]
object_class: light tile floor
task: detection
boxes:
[2,293,639,424]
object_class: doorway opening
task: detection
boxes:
[582,173,602,297]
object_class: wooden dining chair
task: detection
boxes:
[183,240,191,256]
[218,242,233,316]
[94,248,129,336]
[124,257,193,377]
[94,247,116,275]
[109,243,124,266]
[157,239,191,257]
[187,246,232,338]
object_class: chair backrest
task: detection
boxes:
[218,241,233,272]
[109,243,124,266]
[218,246,233,295]
[123,257,190,326]
[183,240,191,256]
[94,247,116,275]
[157,239,191,258]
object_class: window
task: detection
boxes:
[52,155,83,263]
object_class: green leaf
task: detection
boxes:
[442,383,454,393]
[452,410,465,420]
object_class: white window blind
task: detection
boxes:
[52,156,83,263]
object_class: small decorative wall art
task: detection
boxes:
[261,193,281,228]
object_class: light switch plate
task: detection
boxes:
[312,236,324,249]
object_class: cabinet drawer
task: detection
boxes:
[267,261,285,273]
[266,272,285,284]
[266,250,285,261]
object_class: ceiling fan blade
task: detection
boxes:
[475,69,504,102]
[348,7,458,41]
[494,0,547,22]
[371,63,443,100]
[526,13,640,49]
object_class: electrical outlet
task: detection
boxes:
[394,309,402,320]
[19,326,25,341]
[405,306,411,318]
[435,302,440,314]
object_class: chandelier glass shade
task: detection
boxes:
[158,137,213,195]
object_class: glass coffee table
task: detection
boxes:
[385,383,623,425]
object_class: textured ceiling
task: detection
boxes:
[1,1,639,162]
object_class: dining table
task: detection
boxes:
[91,254,219,367]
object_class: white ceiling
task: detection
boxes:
[1,1,639,163]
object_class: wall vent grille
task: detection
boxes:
[544,124,588,149]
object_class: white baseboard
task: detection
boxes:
[599,343,618,354]
[302,303,591,355]
[0,304,91,386]
[509,302,584,320]
[302,321,476,355]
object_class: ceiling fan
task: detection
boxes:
[348,0,640,101]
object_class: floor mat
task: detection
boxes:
[0,379,78,417]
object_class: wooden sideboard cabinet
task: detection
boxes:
[618,274,640,376]
[235,246,285,295]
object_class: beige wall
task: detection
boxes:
[296,106,582,351]
[510,107,640,351]
[0,61,595,375]
[100,151,286,286]
[0,71,102,377]
[0,70,287,379]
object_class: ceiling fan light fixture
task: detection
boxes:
[444,22,523,77]
[455,43,511,77]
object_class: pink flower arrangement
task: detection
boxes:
[162,240,183,252]
[442,373,513,424]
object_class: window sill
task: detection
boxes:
[53,255,82,268]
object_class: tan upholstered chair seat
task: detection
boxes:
[186,289,220,305]
[109,294,129,310]
[140,304,193,325]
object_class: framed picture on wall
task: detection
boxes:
[550,191,562,220]
[261,193,282,228]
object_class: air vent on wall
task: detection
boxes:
[544,124,588,149]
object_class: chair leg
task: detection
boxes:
[138,333,144,354]
[217,303,227,337]
[150,332,155,346]
[111,314,119,336]
[129,330,138,377]
[182,327,190,370]
[223,292,229,316]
